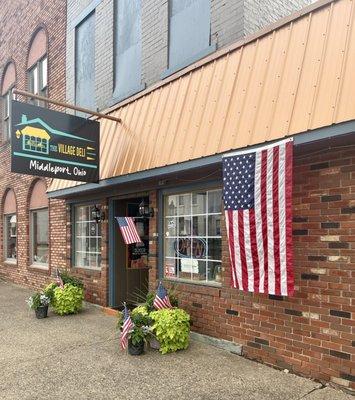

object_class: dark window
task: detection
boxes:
[30,208,49,266]
[74,205,102,269]
[75,12,96,109]
[114,0,142,100]
[4,214,17,261]
[3,91,11,141]
[28,57,48,107]
[169,0,211,69]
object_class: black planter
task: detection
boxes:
[128,340,144,356]
[35,305,48,319]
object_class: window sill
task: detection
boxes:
[3,259,17,266]
[72,266,101,274]
[161,44,217,80]
[163,277,222,288]
[28,263,49,271]
[109,83,147,108]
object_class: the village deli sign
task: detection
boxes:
[11,101,99,182]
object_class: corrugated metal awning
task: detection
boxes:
[49,0,355,193]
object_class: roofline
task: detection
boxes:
[47,119,355,199]
[98,0,336,117]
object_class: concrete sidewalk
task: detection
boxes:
[0,280,352,400]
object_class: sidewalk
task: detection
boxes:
[0,280,352,400]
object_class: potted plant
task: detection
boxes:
[44,272,84,316]
[131,305,160,350]
[118,307,151,356]
[150,308,190,354]
[26,292,50,319]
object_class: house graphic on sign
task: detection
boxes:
[16,116,51,155]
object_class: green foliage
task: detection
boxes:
[150,308,190,354]
[145,292,155,312]
[43,283,57,305]
[51,284,84,316]
[117,306,152,346]
[60,272,84,289]
[130,326,146,346]
[26,291,50,310]
[131,305,149,318]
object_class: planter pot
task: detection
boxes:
[149,337,160,350]
[128,340,144,356]
[35,305,48,319]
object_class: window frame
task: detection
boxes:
[3,212,17,263]
[28,56,48,106]
[163,0,215,78]
[29,206,49,268]
[159,181,222,287]
[2,87,13,142]
[72,203,102,271]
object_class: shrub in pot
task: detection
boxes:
[26,292,50,319]
[44,282,84,316]
[118,307,151,355]
[150,308,190,354]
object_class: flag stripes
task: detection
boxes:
[224,139,294,296]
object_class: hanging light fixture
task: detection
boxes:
[138,198,154,218]
[91,205,105,223]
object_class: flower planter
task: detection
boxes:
[128,340,144,356]
[35,305,48,319]
[149,337,160,350]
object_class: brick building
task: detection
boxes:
[0,1,67,288]
[1,0,355,393]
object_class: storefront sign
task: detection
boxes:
[11,101,100,182]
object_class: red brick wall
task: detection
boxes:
[150,145,355,390]
[0,1,67,288]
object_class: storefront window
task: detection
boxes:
[164,189,222,284]
[4,214,17,261]
[74,205,102,269]
[30,209,49,265]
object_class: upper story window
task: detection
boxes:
[114,0,142,101]
[27,28,48,107]
[75,12,96,110]
[1,61,16,142]
[163,188,222,285]
[168,0,211,70]
[3,189,17,263]
[29,180,49,267]
[73,204,102,270]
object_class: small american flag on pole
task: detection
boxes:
[56,268,64,289]
[120,303,134,350]
[153,282,172,310]
[223,139,294,296]
[116,217,141,245]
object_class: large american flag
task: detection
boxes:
[116,217,142,245]
[223,139,294,296]
[120,303,134,350]
[153,282,172,310]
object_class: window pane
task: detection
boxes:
[176,238,191,258]
[165,217,177,236]
[208,214,221,236]
[74,205,101,269]
[178,193,191,215]
[192,191,206,214]
[75,12,95,109]
[192,238,206,259]
[166,195,178,216]
[178,216,191,236]
[4,214,16,260]
[192,260,206,282]
[192,215,206,236]
[169,0,211,68]
[31,209,49,265]
[41,57,48,88]
[207,261,222,283]
[208,189,222,213]
[114,0,142,98]
[165,238,176,258]
[207,238,221,261]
